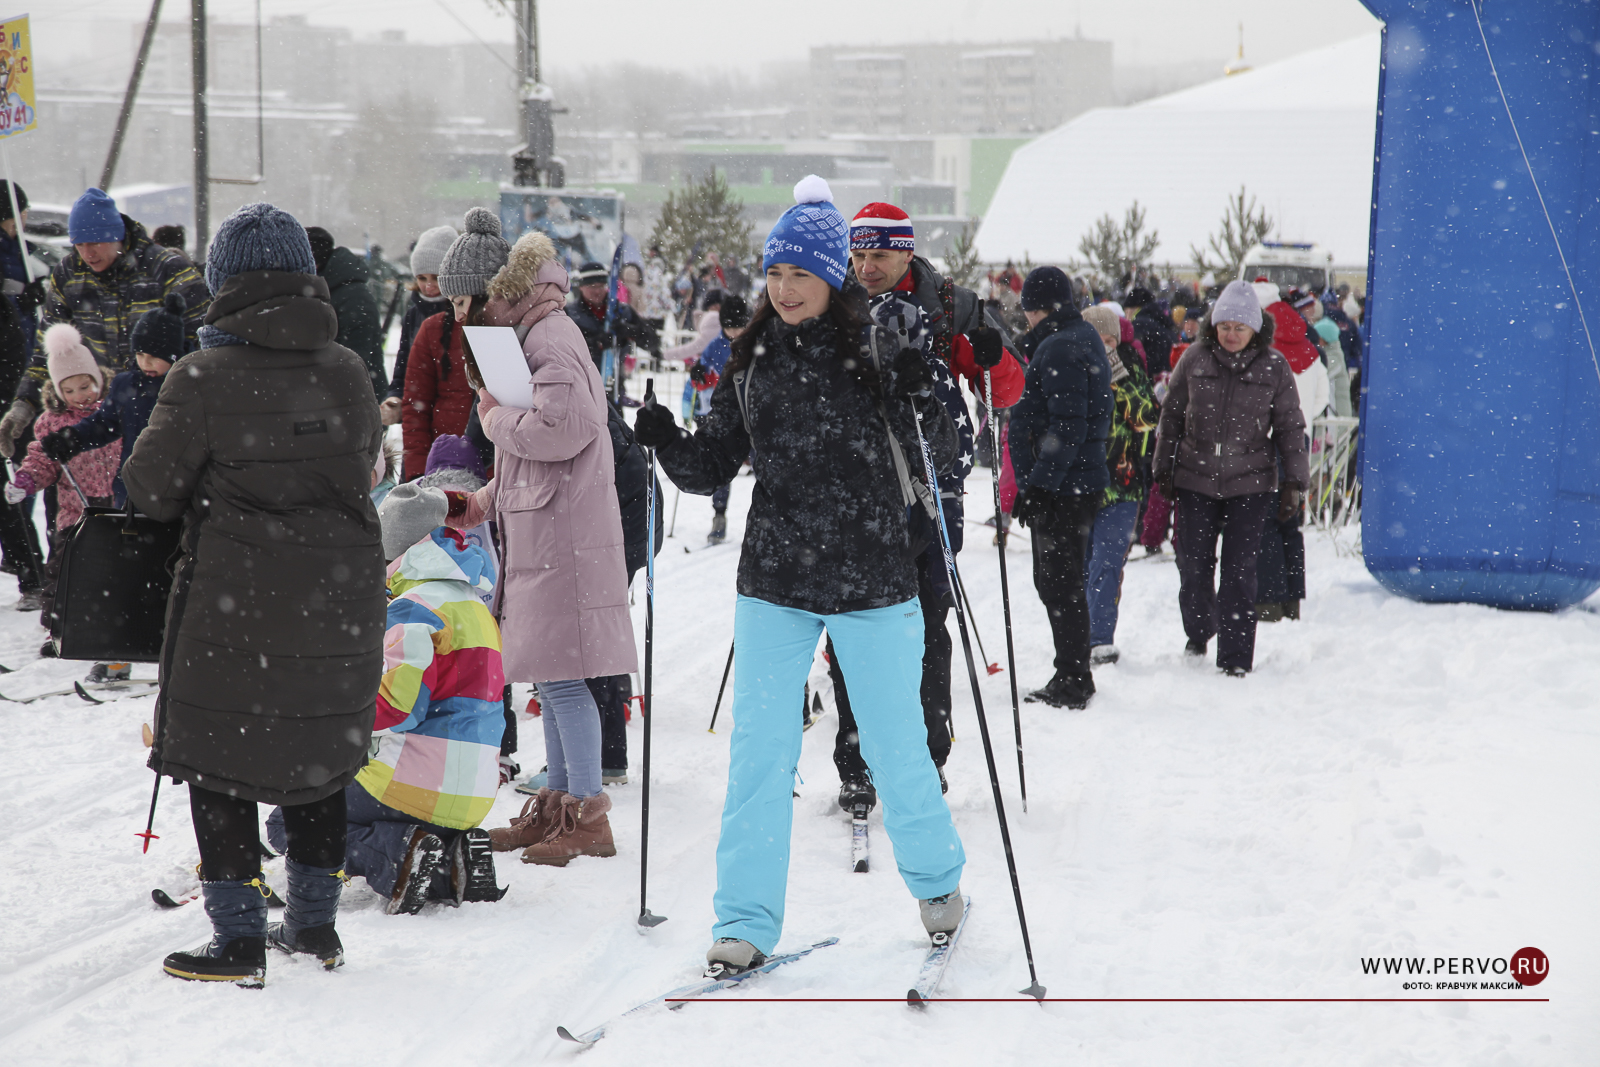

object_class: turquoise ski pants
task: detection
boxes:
[713,595,966,954]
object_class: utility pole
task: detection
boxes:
[510,0,561,187]
[191,0,210,259]
[100,0,164,190]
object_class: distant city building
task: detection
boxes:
[810,38,1114,136]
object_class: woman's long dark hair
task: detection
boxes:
[449,294,490,390]
[727,277,878,392]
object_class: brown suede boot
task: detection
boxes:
[520,791,617,867]
[487,788,566,853]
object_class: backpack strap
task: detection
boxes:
[729,352,755,434]
[863,328,938,520]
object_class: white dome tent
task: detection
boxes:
[975,34,1382,272]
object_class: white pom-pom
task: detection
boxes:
[793,174,833,205]
[43,322,84,360]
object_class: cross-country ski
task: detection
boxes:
[907,896,972,1007]
[557,937,840,1046]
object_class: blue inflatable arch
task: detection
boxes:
[1360,0,1600,609]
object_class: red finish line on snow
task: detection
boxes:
[664,997,1551,1003]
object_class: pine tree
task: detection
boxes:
[1190,186,1274,285]
[944,219,983,287]
[649,171,755,273]
[1076,201,1160,288]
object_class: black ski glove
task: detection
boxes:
[688,362,710,386]
[38,428,79,463]
[892,344,934,398]
[969,326,1004,369]
[1011,485,1054,529]
[632,398,684,449]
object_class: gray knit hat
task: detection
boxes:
[438,208,509,298]
[1210,279,1264,332]
[410,224,459,277]
[205,202,316,294]
[378,483,449,561]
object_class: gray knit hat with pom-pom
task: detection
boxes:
[438,207,510,298]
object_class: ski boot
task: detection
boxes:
[705,938,767,978]
[266,859,346,970]
[919,887,964,947]
[1090,645,1120,666]
[838,777,876,815]
[163,876,271,987]
[388,828,445,915]
[707,510,727,545]
[86,661,132,683]
[1024,673,1093,710]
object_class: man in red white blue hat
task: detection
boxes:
[824,203,1027,815]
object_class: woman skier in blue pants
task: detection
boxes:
[633,175,966,976]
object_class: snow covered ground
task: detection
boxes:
[1,461,1595,1066]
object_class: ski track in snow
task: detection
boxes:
[0,462,1595,1066]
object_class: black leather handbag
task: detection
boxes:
[52,502,182,662]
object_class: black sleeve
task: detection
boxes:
[653,370,751,495]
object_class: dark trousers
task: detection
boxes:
[1173,489,1276,671]
[266,783,458,899]
[0,466,40,593]
[500,684,517,757]
[712,482,731,512]
[192,782,344,882]
[1031,492,1099,685]
[587,673,632,771]
[832,554,954,779]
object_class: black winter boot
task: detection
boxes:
[388,828,445,915]
[266,858,346,969]
[163,877,270,987]
[448,828,508,905]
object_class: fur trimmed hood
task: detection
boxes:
[488,230,564,302]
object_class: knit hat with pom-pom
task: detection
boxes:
[44,323,104,391]
[130,293,188,363]
[438,207,510,298]
[761,175,849,289]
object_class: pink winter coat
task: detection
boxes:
[16,404,123,530]
[455,232,638,684]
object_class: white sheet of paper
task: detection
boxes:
[462,326,534,410]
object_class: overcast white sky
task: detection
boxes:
[36,0,1382,76]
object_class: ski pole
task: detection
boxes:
[637,379,666,929]
[985,368,1028,813]
[136,772,161,852]
[707,638,734,733]
[952,562,1001,676]
[667,486,680,539]
[911,405,1045,1000]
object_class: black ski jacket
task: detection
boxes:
[654,314,955,615]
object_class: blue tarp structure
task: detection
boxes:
[1360,0,1600,609]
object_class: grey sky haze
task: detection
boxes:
[38,0,1382,80]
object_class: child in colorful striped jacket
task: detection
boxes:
[268,483,509,923]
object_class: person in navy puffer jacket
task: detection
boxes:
[1007,266,1113,710]
[37,293,183,503]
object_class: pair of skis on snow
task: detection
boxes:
[557,897,972,1045]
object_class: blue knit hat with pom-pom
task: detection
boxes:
[761,175,849,289]
[204,202,316,294]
